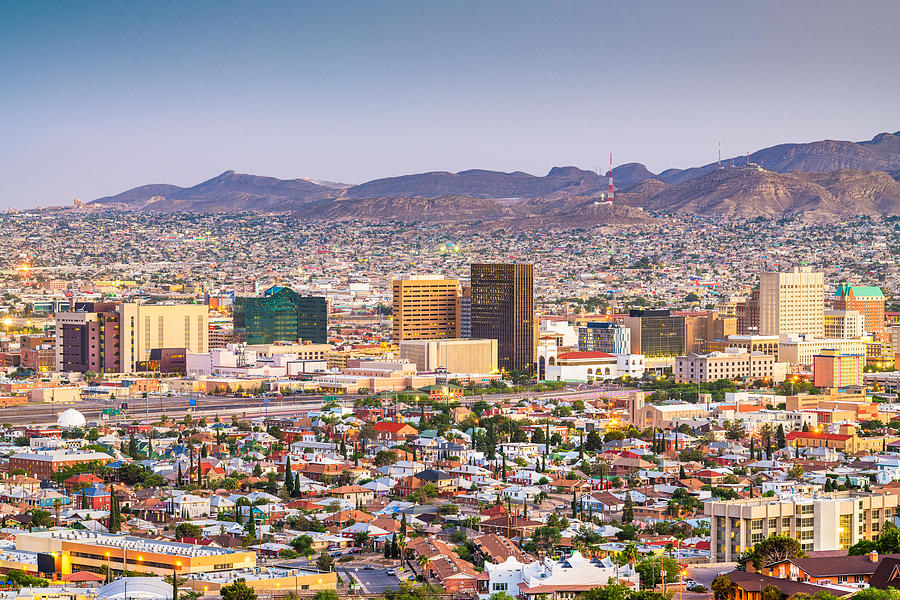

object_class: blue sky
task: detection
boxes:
[1,0,898,208]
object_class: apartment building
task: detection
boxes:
[392,275,460,341]
[8,450,114,479]
[708,335,780,356]
[759,268,825,338]
[707,492,900,562]
[674,348,785,383]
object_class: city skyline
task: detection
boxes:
[1,1,898,209]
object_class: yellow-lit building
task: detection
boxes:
[16,530,256,577]
[392,275,460,341]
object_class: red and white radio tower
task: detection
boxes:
[607,152,615,203]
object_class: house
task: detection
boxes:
[373,421,418,442]
[474,533,535,565]
[578,491,624,514]
[767,552,898,586]
[414,469,457,493]
[329,485,374,505]
[478,515,542,538]
[722,571,853,600]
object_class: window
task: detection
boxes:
[493,584,508,591]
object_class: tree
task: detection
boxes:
[523,526,562,557]
[175,522,203,539]
[291,535,314,556]
[489,593,517,600]
[284,456,293,495]
[635,555,679,589]
[711,576,734,600]
[622,492,634,524]
[316,550,334,572]
[876,522,900,554]
[108,492,122,533]
[787,463,804,480]
[679,465,686,479]
[220,579,257,600]
[761,586,784,600]
[742,535,804,570]
[30,509,53,528]
[775,424,786,449]
[312,592,339,600]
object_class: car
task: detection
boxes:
[387,568,396,576]
[364,565,374,570]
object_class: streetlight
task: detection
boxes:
[105,551,111,583]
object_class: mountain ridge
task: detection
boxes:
[89,129,900,223]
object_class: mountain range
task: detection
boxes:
[89,130,900,225]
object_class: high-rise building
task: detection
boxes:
[622,309,685,358]
[54,302,208,373]
[459,285,471,339]
[578,322,630,354]
[833,285,885,334]
[233,286,327,345]
[759,268,825,337]
[470,263,534,373]
[391,275,460,341]
[735,289,760,334]
[813,348,864,388]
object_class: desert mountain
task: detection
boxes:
[88,129,900,221]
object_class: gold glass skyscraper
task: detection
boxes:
[470,263,534,373]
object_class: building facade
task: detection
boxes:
[54,302,208,373]
[623,309,685,358]
[834,285,885,334]
[233,286,327,345]
[470,264,535,373]
[813,348,864,388]
[824,309,866,339]
[391,275,461,341]
[759,268,825,338]
[706,492,900,562]
[674,349,784,383]
[400,338,498,373]
[578,322,630,354]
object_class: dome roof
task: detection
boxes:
[96,578,173,600]
[57,408,86,428]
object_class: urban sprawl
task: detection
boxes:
[0,212,897,600]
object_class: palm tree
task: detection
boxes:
[53,498,62,527]
[621,543,639,568]
[417,554,430,581]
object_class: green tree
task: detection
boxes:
[312,591,339,600]
[622,491,634,524]
[30,509,53,528]
[742,535,804,570]
[290,535,314,556]
[220,579,257,600]
[711,576,734,600]
[635,556,679,588]
[316,550,334,572]
[175,522,203,539]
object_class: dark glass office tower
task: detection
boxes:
[470,264,534,373]
[234,286,327,344]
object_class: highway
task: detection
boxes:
[0,383,625,426]
[0,394,328,426]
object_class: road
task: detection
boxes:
[337,565,403,594]
[0,381,623,426]
[0,393,328,426]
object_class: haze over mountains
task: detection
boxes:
[90,130,900,225]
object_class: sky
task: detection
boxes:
[1,0,898,209]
